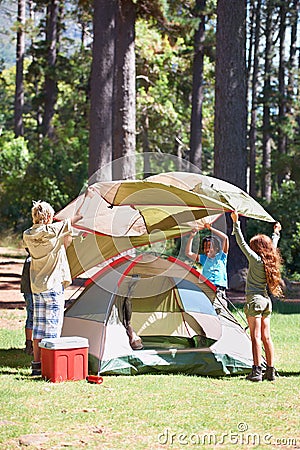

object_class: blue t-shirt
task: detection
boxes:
[199,251,228,288]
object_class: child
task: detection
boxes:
[20,248,33,355]
[231,211,283,382]
[23,189,92,376]
[185,222,229,312]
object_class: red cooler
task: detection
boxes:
[39,336,89,382]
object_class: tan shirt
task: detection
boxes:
[23,219,72,293]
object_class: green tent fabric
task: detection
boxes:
[62,254,253,376]
[55,172,274,278]
[146,172,275,222]
[56,178,231,235]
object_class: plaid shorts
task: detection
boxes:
[32,287,65,339]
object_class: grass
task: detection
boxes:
[0,310,299,449]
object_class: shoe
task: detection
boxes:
[24,340,33,355]
[31,361,41,376]
[263,365,276,381]
[246,365,262,382]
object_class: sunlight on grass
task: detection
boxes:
[0,309,299,449]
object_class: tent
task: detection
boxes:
[62,253,253,376]
[55,172,275,278]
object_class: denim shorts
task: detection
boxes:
[32,286,65,339]
[23,292,33,330]
[244,294,272,318]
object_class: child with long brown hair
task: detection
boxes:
[231,211,283,381]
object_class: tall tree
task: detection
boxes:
[14,0,26,137]
[89,0,117,181]
[248,0,261,198]
[214,0,247,189]
[287,0,298,102]
[261,0,273,202]
[214,0,248,278]
[277,0,287,184]
[189,0,206,172]
[112,0,136,180]
[42,0,59,138]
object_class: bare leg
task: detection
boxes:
[33,338,42,363]
[25,328,32,341]
[247,316,262,366]
[261,316,274,367]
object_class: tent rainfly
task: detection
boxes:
[62,254,253,376]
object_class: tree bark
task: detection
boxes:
[261,1,273,202]
[189,0,206,173]
[214,0,248,279]
[14,0,25,137]
[277,1,287,185]
[89,0,118,181]
[248,0,261,198]
[42,0,59,138]
[112,0,136,181]
[214,0,247,190]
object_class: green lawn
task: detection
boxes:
[0,310,299,449]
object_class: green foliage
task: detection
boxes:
[0,132,31,230]
[269,181,300,276]
[0,133,30,177]
[136,19,195,162]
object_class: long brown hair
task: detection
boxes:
[250,234,283,297]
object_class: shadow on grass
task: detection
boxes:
[0,348,46,380]
[1,348,299,381]
[0,347,31,371]
[277,371,300,378]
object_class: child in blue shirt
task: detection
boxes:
[185,223,229,313]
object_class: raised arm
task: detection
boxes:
[230,211,260,262]
[64,187,95,248]
[204,223,229,254]
[71,186,95,225]
[272,222,281,249]
[185,230,199,262]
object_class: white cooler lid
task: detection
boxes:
[39,336,89,349]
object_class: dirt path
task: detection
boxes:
[0,247,83,309]
[1,247,299,311]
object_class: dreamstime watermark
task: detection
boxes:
[158,423,298,447]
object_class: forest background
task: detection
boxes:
[0,0,300,280]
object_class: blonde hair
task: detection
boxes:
[250,234,283,297]
[31,200,55,224]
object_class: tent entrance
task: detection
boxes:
[111,274,218,353]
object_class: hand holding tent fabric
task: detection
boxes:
[55,172,275,277]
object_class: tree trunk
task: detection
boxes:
[28,0,43,142]
[89,0,118,182]
[261,1,273,202]
[42,0,59,138]
[286,0,298,182]
[112,0,136,181]
[189,0,206,173]
[142,112,151,178]
[277,1,287,185]
[287,0,298,100]
[248,0,261,198]
[214,0,248,279]
[14,0,25,137]
[214,0,247,189]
